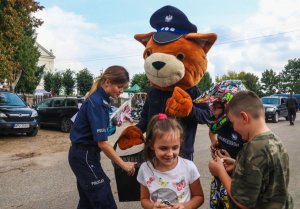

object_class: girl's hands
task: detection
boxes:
[152,201,172,208]
[121,161,137,176]
[171,203,186,209]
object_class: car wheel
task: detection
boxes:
[285,116,289,121]
[26,128,39,137]
[61,117,72,132]
[272,112,279,123]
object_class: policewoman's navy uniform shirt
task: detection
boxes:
[70,87,111,146]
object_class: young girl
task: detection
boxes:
[137,113,204,209]
[68,66,136,209]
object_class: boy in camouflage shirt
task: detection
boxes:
[208,91,293,209]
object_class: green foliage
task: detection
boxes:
[279,58,300,93]
[76,68,94,96]
[15,27,42,93]
[16,65,44,94]
[131,73,151,93]
[62,69,75,96]
[197,72,213,91]
[52,72,63,96]
[43,71,62,95]
[43,72,53,93]
[0,0,43,91]
[260,69,280,96]
[215,71,240,82]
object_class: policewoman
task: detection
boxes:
[68,66,136,209]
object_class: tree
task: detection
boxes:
[131,73,151,93]
[215,71,239,82]
[0,0,43,92]
[260,69,280,96]
[240,72,262,96]
[43,72,53,93]
[15,65,44,94]
[197,72,213,91]
[76,68,94,96]
[52,72,62,96]
[279,58,300,93]
[62,69,75,96]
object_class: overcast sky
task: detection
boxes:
[35,0,300,81]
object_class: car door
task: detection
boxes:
[279,98,288,117]
[65,99,81,117]
[35,99,53,124]
[50,98,66,125]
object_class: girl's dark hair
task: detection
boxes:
[87,65,129,98]
[144,114,184,161]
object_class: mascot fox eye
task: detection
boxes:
[176,53,185,61]
[144,49,152,58]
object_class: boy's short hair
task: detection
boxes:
[226,91,264,119]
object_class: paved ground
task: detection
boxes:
[0,114,299,209]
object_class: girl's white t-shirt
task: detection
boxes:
[137,157,200,204]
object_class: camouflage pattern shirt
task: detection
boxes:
[231,131,293,209]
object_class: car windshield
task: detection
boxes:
[0,92,26,107]
[261,97,280,105]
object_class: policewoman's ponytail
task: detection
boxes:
[86,65,129,99]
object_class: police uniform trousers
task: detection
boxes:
[68,144,117,209]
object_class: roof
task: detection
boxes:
[124,84,141,93]
[36,42,55,59]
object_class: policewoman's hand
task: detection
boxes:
[121,161,137,176]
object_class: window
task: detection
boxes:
[0,92,26,107]
[37,99,52,108]
[66,99,77,107]
[52,99,65,107]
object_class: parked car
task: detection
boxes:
[0,90,39,136]
[260,96,288,123]
[272,93,300,111]
[33,97,83,132]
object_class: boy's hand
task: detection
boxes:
[215,149,230,158]
[223,157,236,173]
[208,157,226,176]
[210,140,220,158]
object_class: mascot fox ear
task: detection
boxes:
[134,32,217,54]
[134,32,155,46]
[185,33,217,53]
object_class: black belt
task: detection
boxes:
[72,143,100,152]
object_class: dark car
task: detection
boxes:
[272,93,300,111]
[0,90,39,136]
[33,97,83,132]
[261,96,289,123]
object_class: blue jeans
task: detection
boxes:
[68,145,117,209]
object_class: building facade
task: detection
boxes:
[36,42,55,90]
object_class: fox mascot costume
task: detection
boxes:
[118,5,217,160]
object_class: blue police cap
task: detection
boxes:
[150,5,197,44]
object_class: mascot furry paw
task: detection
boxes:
[118,5,217,159]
